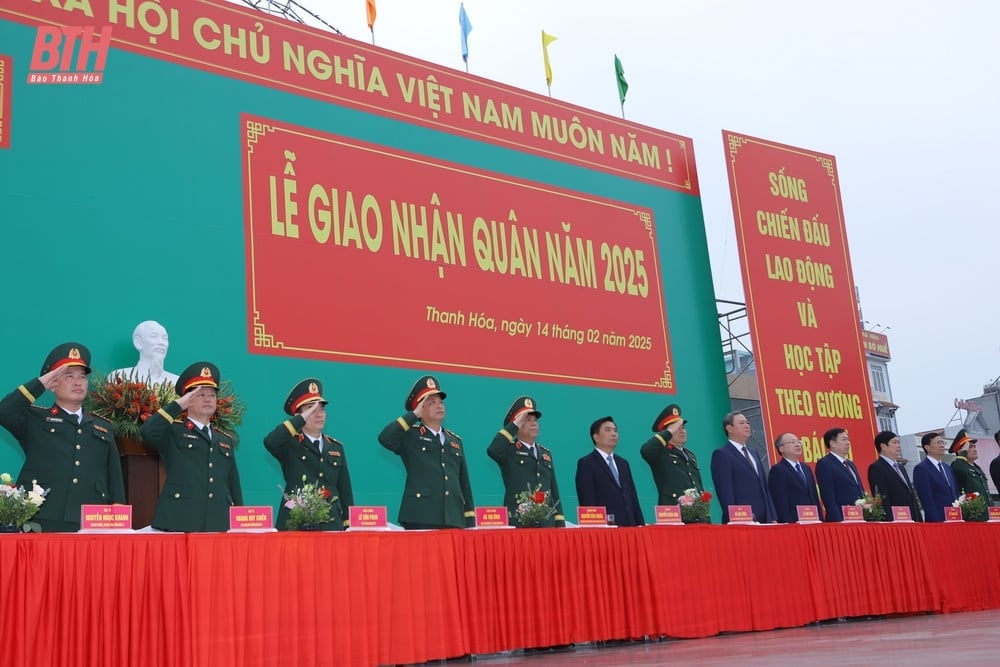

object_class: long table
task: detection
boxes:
[2,523,999,666]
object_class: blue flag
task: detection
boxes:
[459,3,473,63]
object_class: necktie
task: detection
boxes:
[893,462,906,481]
[742,447,757,475]
[844,461,863,494]
[607,455,620,485]
[528,446,537,459]
[315,438,323,453]
[938,463,954,495]
[71,414,80,425]
[439,431,446,446]
[202,424,212,440]
[796,463,807,484]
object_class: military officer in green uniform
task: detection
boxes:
[640,404,704,506]
[264,378,354,530]
[378,375,475,529]
[487,396,565,527]
[140,362,243,531]
[950,429,991,517]
[0,343,125,531]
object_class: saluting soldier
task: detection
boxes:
[140,362,243,531]
[0,343,125,532]
[377,375,474,529]
[950,429,991,513]
[487,396,565,527]
[264,378,354,530]
[639,404,704,505]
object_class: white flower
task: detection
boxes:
[855,498,865,506]
[0,472,12,485]
[952,500,962,508]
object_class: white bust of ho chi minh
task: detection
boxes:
[109,320,180,386]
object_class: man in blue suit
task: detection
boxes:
[767,432,822,523]
[913,431,959,522]
[710,411,775,523]
[815,427,866,522]
[575,416,644,526]
[867,430,922,521]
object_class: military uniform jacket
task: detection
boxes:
[264,415,354,530]
[639,430,704,505]
[951,457,990,500]
[140,400,243,532]
[486,422,565,527]
[0,378,126,531]
[378,411,475,528]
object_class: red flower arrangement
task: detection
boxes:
[86,372,246,443]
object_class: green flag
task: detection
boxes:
[614,54,629,105]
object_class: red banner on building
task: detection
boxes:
[723,131,876,471]
[1,0,696,192]
[0,54,10,148]
[862,330,891,360]
[243,115,675,392]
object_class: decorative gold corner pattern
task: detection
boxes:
[253,312,285,349]
[634,209,653,235]
[727,134,747,159]
[246,120,273,153]
[654,367,674,390]
[816,156,835,179]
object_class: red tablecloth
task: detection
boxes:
[1,523,998,666]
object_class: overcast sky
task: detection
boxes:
[266,0,999,434]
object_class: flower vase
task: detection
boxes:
[0,523,20,533]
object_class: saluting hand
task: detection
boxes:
[666,420,683,436]
[39,366,67,391]
[412,396,425,420]
[176,388,202,410]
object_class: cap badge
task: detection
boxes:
[69,348,81,360]
[525,398,534,409]
[200,367,212,378]
[309,382,319,393]
[427,378,436,389]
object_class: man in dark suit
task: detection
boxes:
[575,416,644,526]
[990,431,1000,501]
[867,430,922,521]
[709,411,775,523]
[639,404,704,506]
[815,427,866,522]
[141,362,243,532]
[912,432,959,522]
[767,432,822,523]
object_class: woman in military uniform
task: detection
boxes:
[264,378,354,530]
[140,362,243,531]
[0,343,125,531]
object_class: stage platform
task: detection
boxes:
[2,523,998,666]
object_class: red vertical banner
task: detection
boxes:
[723,131,876,473]
[0,55,10,149]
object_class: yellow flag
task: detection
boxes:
[541,30,557,86]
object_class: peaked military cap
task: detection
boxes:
[405,375,446,411]
[950,428,978,454]
[504,396,542,425]
[176,361,221,395]
[652,404,686,432]
[285,378,328,415]
[41,342,92,375]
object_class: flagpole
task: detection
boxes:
[620,102,625,120]
[547,83,552,98]
[370,28,375,45]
